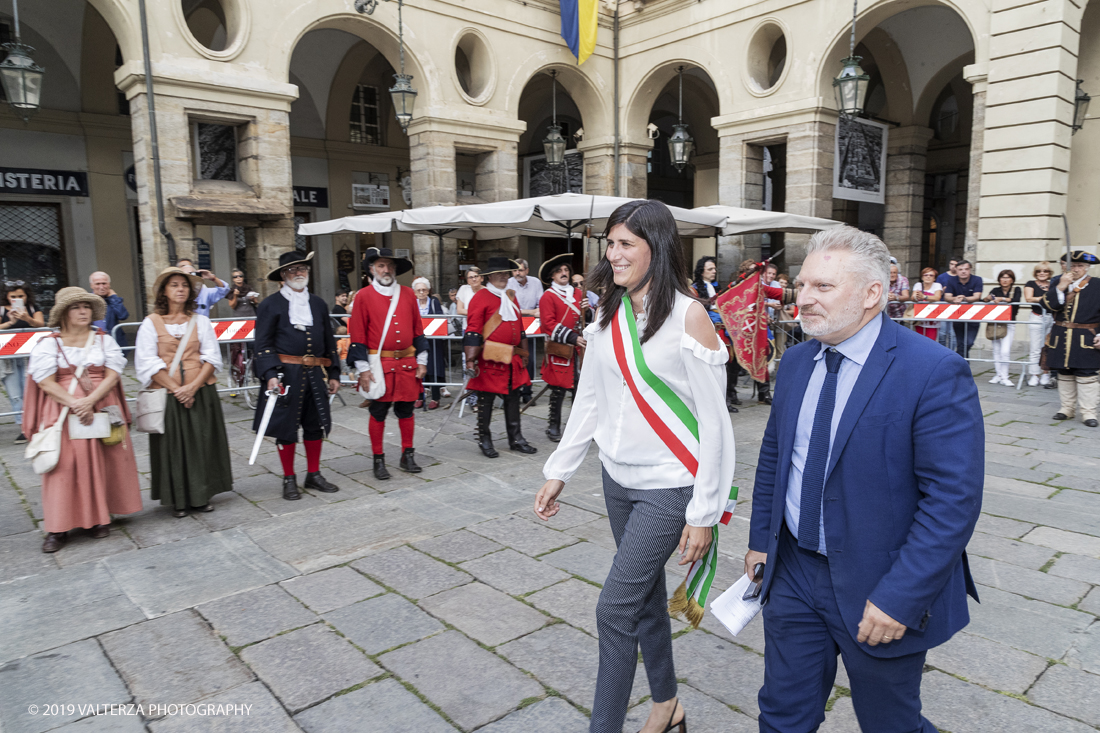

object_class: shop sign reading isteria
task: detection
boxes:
[0,167,90,197]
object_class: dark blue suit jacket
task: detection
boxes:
[748,314,983,658]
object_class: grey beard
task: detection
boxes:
[376,274,395,286]
[800,298,862,337]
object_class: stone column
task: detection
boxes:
[785,120,836,272]
[714,131,748,281]
[409,131,456,288]
[579,141,616,196]
[963,65,987,264]
[883,126,935,274]
[475,146,520,262]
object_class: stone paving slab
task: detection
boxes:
[193,491,274,532]
[469,515,578,557]
[52,714,148,731]
[0,503,36,537]
[966,586,1095,659]
[1066,622,1100,675]
[921,669,1097,733]
[116,499,210,549]
[1028,663,1100,727]
[526,579,602,637]
[969,555,1092,606]
[671,632,765,719]
[413,529,504,563]
[965,531,1057,570]
[1047,552,1100,585]
[1080,587,1100,616]
[1021,526,1100,557]
[294,677,455,733]
[973,513,1036,540]
[1,561,146,662]
[624,684,756,733]
[196,584,318,648]
[459,548,571,596]
[51,529,138,567]
[0,639,132,733]
[324,592,444,655]
[148,681,301,733]
[0,531,58,582]
[379,631,543,731]
[351,545,471,600]
[539,542,616,586]
[279,565,384,613]
[103,528,296,618]
[519,505,605,531]
[562,518,618,551]
[100,611,253,709]
[925,631,1050,694]
[418,582,547,647]
[239,623,382,713]
[983,493,1100,538]
[497,624,598,708]
[476,696,588,733]
[818,696,860,733]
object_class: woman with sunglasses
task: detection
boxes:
[0,282,45,444]
[1024,262,1055,388]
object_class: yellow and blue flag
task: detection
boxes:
[559,0,597,65]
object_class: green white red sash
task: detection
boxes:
[610,295,738,627]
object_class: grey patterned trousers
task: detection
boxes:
[591,466,693,732]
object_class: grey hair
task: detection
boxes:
[805,226,891,311]
[515,258,529,269]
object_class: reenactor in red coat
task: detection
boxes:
[537,253,587,442]
[463,257,537,458]
[348,248,429,479]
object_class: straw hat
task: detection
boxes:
[152,267,202,298]
[48,287,106,328]
[267,250,315,282]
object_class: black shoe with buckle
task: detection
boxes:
[305,472,339,492]
[399,448,422,473]
[282,475,301,500]
[373,454,391,480]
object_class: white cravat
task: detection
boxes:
[551,282,581,316]
[371,279,397,297]
[281,285,313,327]
[485,282,519,321]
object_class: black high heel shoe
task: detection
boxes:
[638,700,687,733]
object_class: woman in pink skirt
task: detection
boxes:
[24,287,142,553]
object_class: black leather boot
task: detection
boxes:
[282,475,301,501]
[504,390,537,454]
[477,392,499,458]
[546,388,566,442]
[399,448,422,473]
[757,379,772,405]
[373,454,391,480]
[305,472,339,492]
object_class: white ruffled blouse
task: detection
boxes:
[542,291,737,527]
[28,333,126,383]
[134,316,222,388]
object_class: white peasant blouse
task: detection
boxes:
[542,292,737,527]
[134,316,222,388]
[28,333,126,383]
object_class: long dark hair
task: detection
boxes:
[154,274,196,316]
[590,199,692,344]
[692,256,717,299]
[1,281,37,311]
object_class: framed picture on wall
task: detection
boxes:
[833,116,888,204]
[523,151,584,198]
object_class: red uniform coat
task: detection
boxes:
[466,288,531,395]
[348,285,425,403]
[539,287,583,389]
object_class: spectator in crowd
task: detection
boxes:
[1024,262,1055,388]
[24,287,142,552]
[176,258,231,318]
[89,272,130,348]
[886,264,910,320]
[984,269,1022,386]
[412,277,447,409]
[330,289,351,334]
[456,267,484,407]
[0,282,44,444]
[943,260,984,358]
[506,258,544,402]
[936,258,959,350]
[444,287,459,316]
[911,267,944,340]
[136,268,233,517]
[691,256,720,304]
[226,269,259,395]
[572,272,600,315]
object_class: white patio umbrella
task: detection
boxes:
[296,210,404,236]
[695,205,843,235]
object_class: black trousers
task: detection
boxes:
[276,378,325,445]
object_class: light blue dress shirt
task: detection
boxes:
[784,313,883,555]
[193,283,230,318]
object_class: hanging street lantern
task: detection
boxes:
[0,0,44,122]
[543,70,566,169]
[356,0,417,133]
[669,66,694,172]
[1073,79,1091,135]
[832,0,869,118]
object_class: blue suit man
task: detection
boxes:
[745,228,983,733]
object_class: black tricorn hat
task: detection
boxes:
[538,252,575,284]
[478,256,521,277]
[1061,250,1100,265]
[267,250,315,282]
[363,247,413,275]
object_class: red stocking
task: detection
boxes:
[399,416,415,450]
[277,443,296,477]
[369,417,385,455]
[304,439,322,473]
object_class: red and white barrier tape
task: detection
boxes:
[912,304,1011,321]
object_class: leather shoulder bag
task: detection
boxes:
[134,316,196,434]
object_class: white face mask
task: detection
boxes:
[287,275,309,292]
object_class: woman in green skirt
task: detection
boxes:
[135,267,233,516]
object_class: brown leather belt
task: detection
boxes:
[1056,321,1100,330]
[279,354,332,367]
[369,346,417,358]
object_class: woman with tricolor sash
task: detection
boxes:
[536,200,737,733]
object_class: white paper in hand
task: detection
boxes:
[709,573,763,637]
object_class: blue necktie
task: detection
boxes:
[799,348,844,551]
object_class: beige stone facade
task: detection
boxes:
[2,0,1097,316]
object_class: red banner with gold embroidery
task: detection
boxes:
[716,270,769,383]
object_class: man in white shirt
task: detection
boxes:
[506,259,544,402]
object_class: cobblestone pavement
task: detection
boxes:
[1,366,1098,733]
